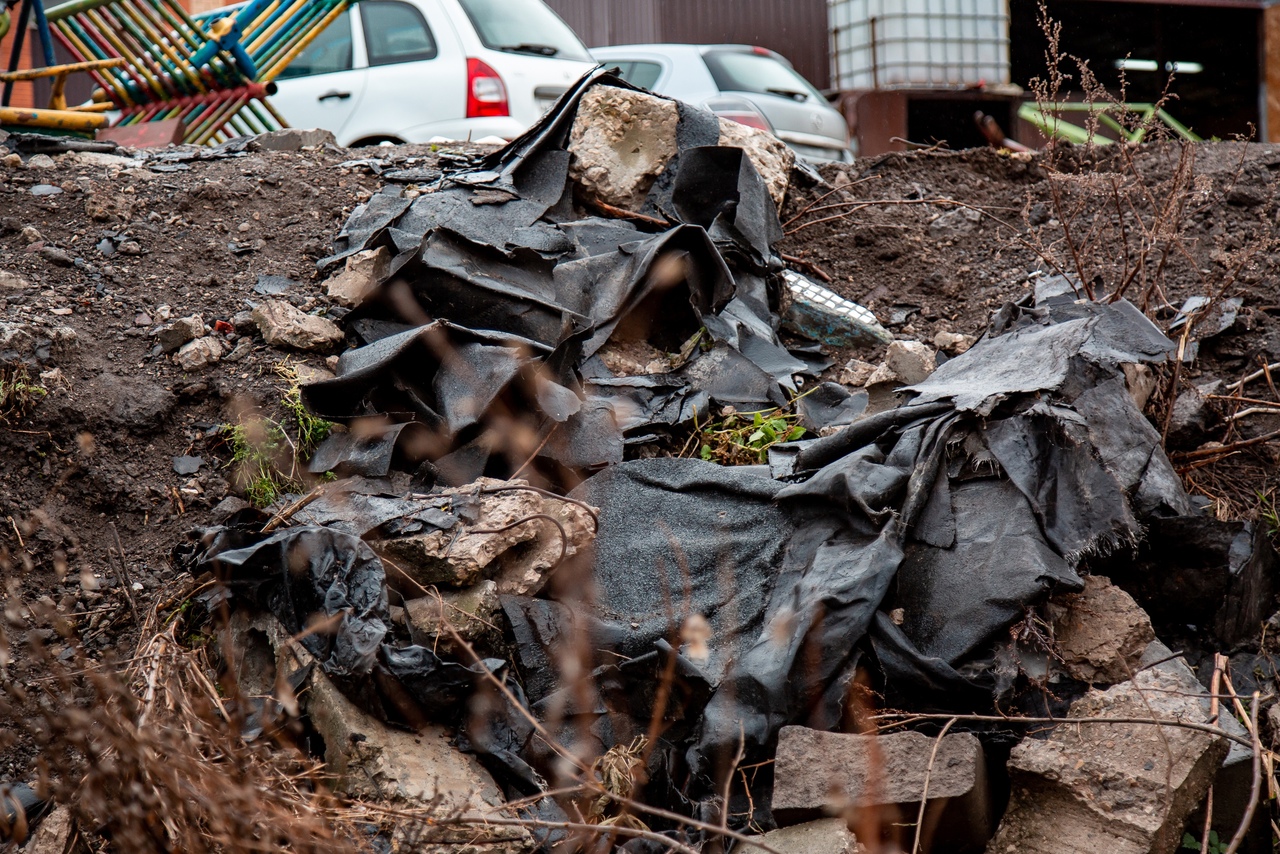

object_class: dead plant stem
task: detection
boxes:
[108,522,141,625]
[910,717,956,854]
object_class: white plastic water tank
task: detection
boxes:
[829,0,1010,90]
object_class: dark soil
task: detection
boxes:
[4,136,1280,789]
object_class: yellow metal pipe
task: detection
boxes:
[116,1,208,94]
[52,20,133,106]
[84,8,165,100]
[244,0,290,53]
[0,56,124,82]
[0,106,110,130]
[259,2,345,82]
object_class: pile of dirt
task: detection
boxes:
[3,133,1280,836]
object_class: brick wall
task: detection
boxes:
[0,25,36,108]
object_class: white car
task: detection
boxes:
[270,0,595,146]
[591,44,854,163]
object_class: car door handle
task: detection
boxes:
[318,90,351,101]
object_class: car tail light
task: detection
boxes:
[704,97,774,133]
[466,58,509,118]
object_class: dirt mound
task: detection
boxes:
[3,135,1280,838]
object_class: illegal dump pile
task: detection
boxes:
[4,70,1280,854]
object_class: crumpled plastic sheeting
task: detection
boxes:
[199,526,390,678]
[305,69,827,478]
[194,521,511,731]
[516,296,1191,780]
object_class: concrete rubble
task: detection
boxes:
[371,477,596,594]
[1047,575,1155,684]
[155,313,203,353]
[749,818,864,854]
[987,641,1230,854]
[9,65,1280,854]
[251,299,343,352]
[228,610,532,852]
[568,84,794,212]
[324,246,390,308]
[773,727,992,853]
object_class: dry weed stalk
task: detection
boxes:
[0,594,373,853]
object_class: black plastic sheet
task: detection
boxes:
[303,68,841,481]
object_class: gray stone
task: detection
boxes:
[175,335,223,372]
[1123,363,1157,411]
[252,300,343,352]
[25,805,74,854]
[886,340,937,384]
[839,358,877,388]
[404,579,500,652]
[30,184,63,197]
[933,330,977,355]
[248,127,336,151]
[773,727,991,852]
[372,477,596,594]
[986,644,1230,854]
[928,207,982,239]
[227,610,531,852]
[1167,382,1219,449]
[72,150,139,169]
[325,246,390,308]
[156,314,204,353]
[0,322,36,355]
[211,496,251,523]
[230,310,257,335]
[40,246,74,267]
[1047,575,1154,684]
[221,337,253,363]
[750,819,861,854]
[569,85,679,211]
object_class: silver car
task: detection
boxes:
[590,43,853,163]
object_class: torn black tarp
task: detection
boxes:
[497,295,1190,787]
[304,68,841,481]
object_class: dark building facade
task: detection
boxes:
[546,0,832,90]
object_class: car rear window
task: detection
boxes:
[276,8,352,79]
[701,49,824,103]
[362,1,438,66]
[605,60,663,91]
[457,0,591,62]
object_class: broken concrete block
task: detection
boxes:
[156,314,204,353]
[886,340,937,384]
[0,269,29,289]
[569,85,679,212]
[773,727,991,853]
[372,477,596,594]
[928,207,981,239]
[324,246,390,308]
[227,610,530,852]
[1122,363,1156,411]
[840,359,877,388]
[1166,383,1219,449]
[986,649,1230,854]
[404,579,500,651]
[933,330,976,355]
[1047,575,1154,685]
[750,818,861,854]
[252,300,343,352]
[717,115,795,210]
[247,127,336,151]
[174,335,223,372]
[25,805,74,854]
